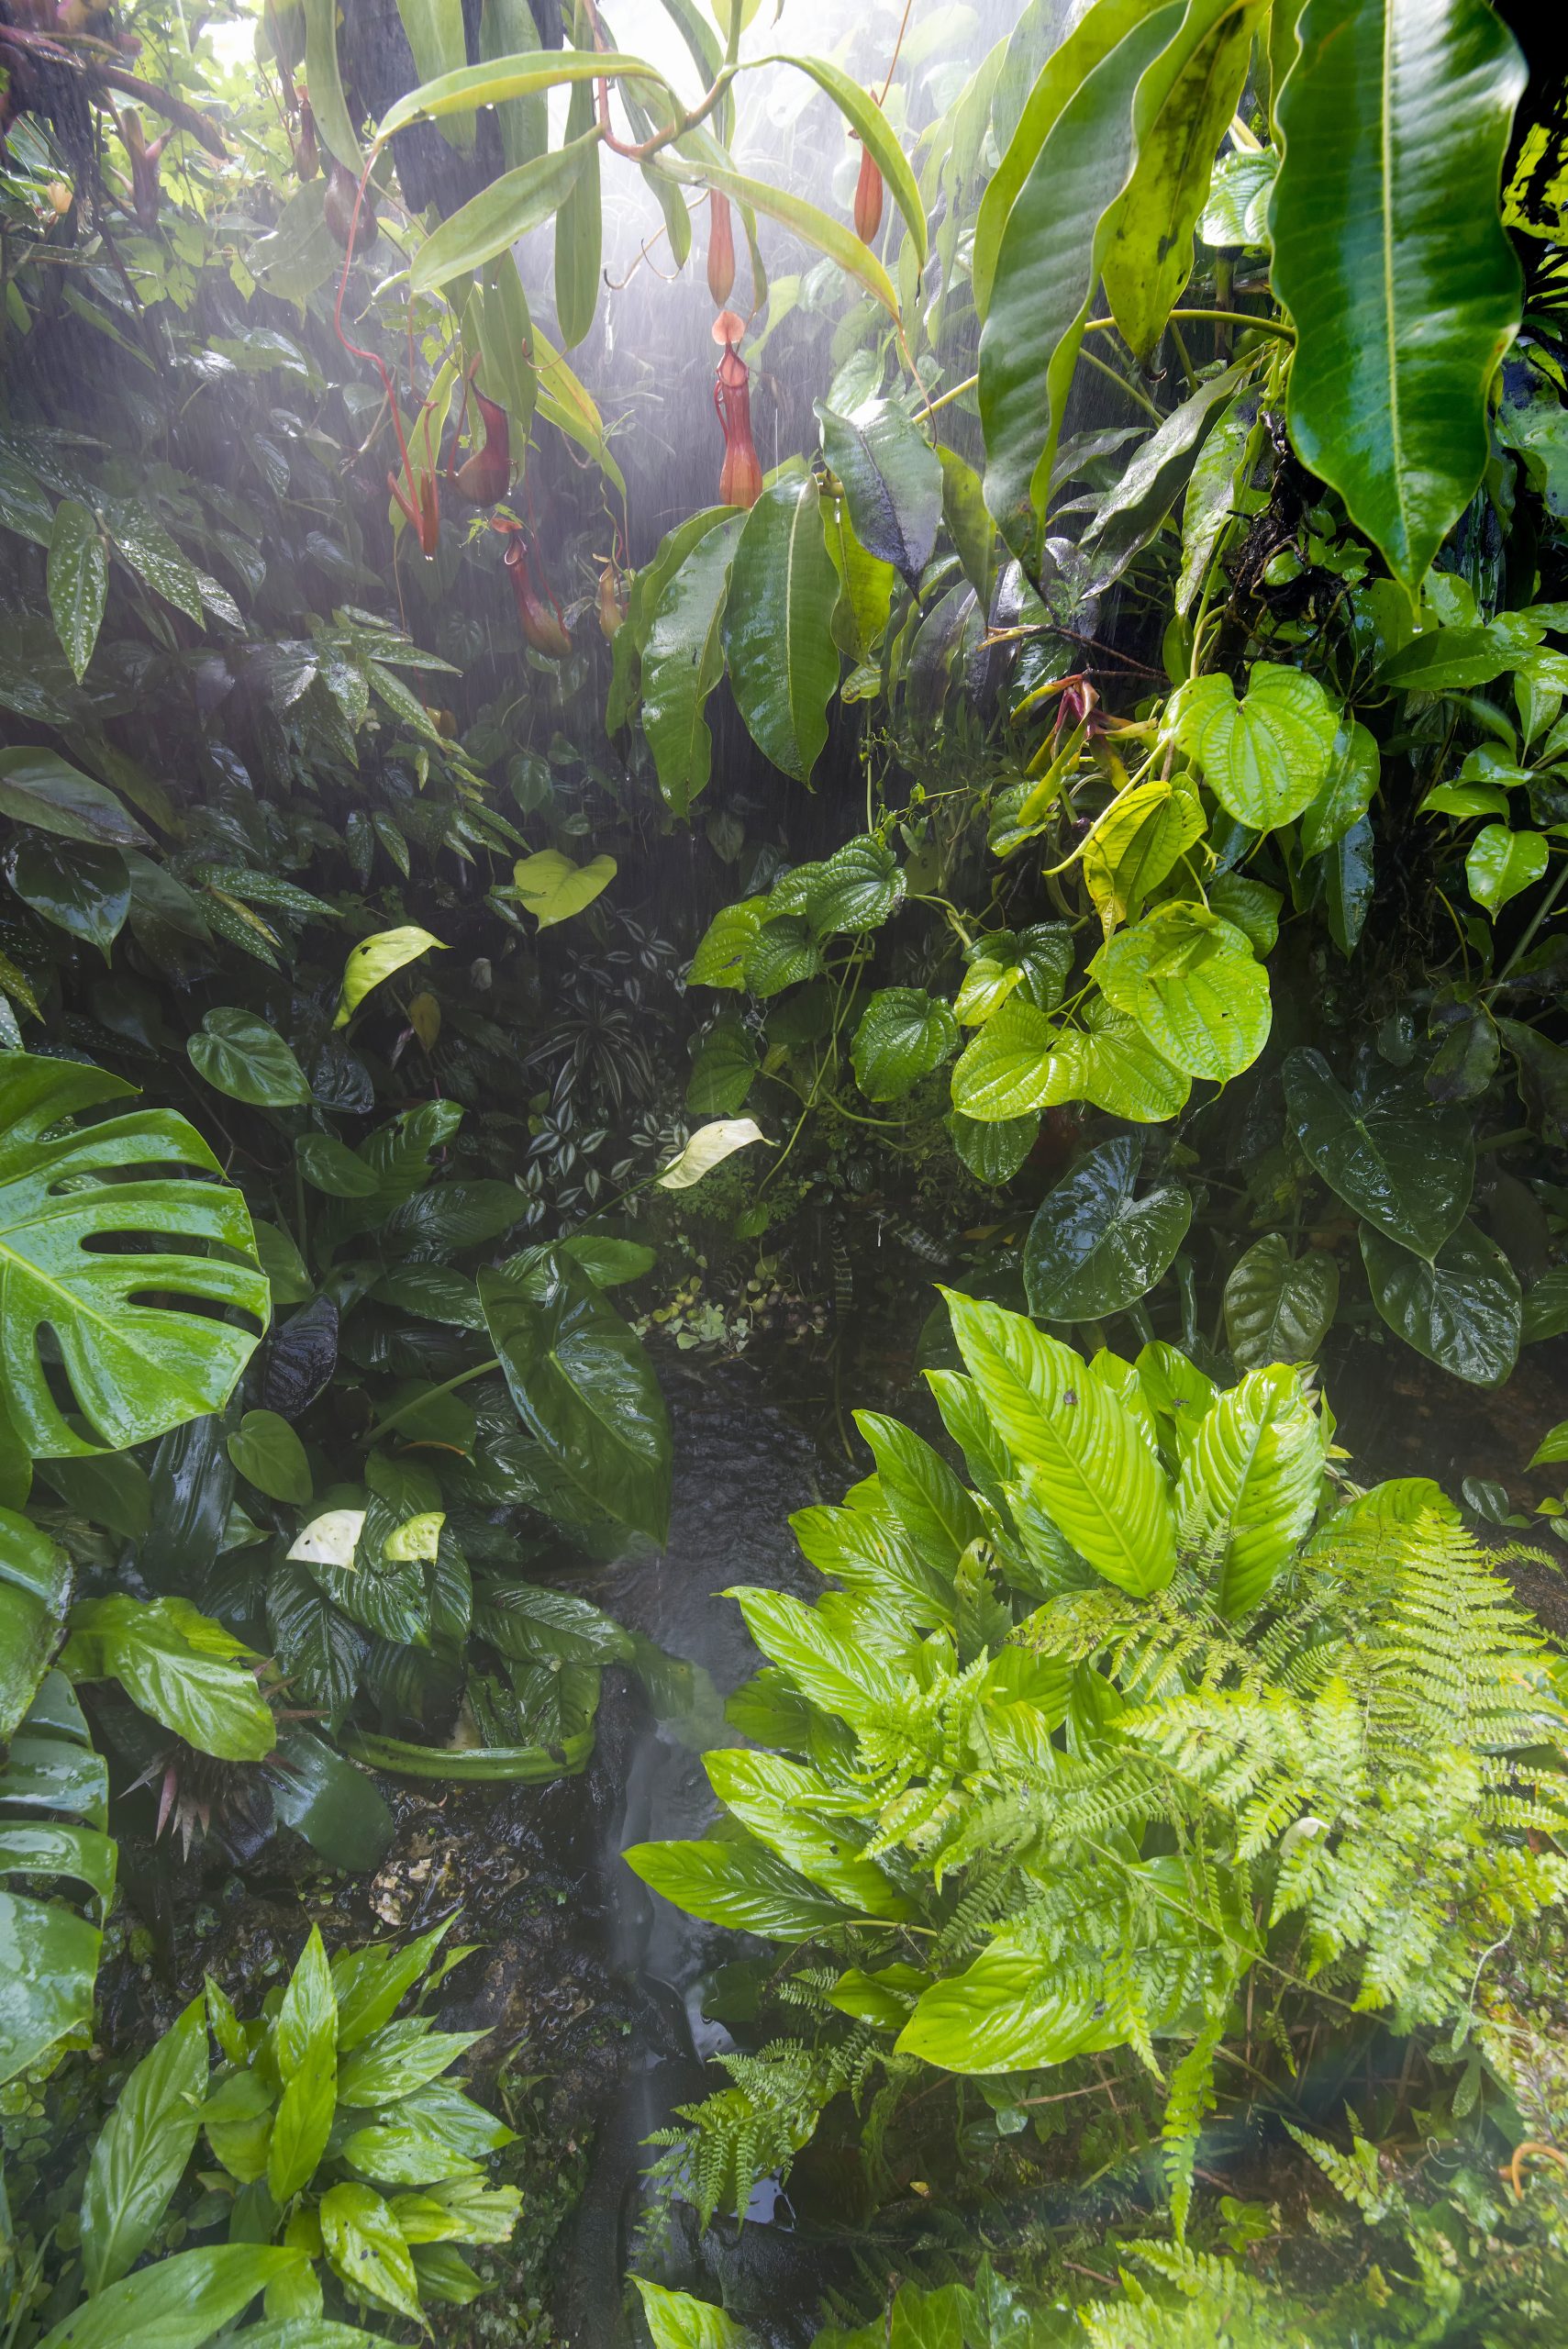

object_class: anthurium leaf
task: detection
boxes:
[1465,824,1549,914]
[979,1,1185,556]
[188,1008,311,1108]
[7,838,128,957]
[333,925,446,1027]
[0,1508,70,1742]
[82,1992,210,2293]
[1101,0,1263,357]
[723,467,840,784]
[480,1250,672,1542]
[48,498,106,683]
[0,1055,266,1455]
[656,1118,769,1189]
[945,1292,1177,1595]
[851,989,959,1101]
[1023,1137,1192,1320]
[1522,1269,1568,1345]
[640,516,742,818]
[817,395,942,585]
[0,747,150,846]
[1360,1219,1521,1386]
[806,836,905,936]
[1166,660,1340,826]
[228,1409,313,1506]
[509,850,617,929]
[35,2243,304,2349]
[1222,1235,1340,1366]
[319,2182,423,2322]
[1271,0,1526,598]
[622,1834,854,1935]
[1091,903,1270,1080]
[1283,1047,1473,1255]
[1177,1365,1327,1615]
[62,1595,275,1763]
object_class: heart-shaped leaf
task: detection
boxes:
[1167,660,1339,826]
[1023,1137,1192,1320]
[1465,823,1549,914]
[189,1008,311,1107]
[1092,904,1270,1079]
[1222,1234,1340,1366]
[1360,1218,1521,1386]
[851,989,958,1101]
[508,852,616,930]
[334,925,446,1026]
[1284,1047,1473,1256]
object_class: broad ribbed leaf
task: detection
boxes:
[1360,1219,1521,1386]
[1023,1137,1192,1320]
[82,1993,209,2293]
[723,468,840,783]
[1284,1047,1473,1255]
[1271,0,1526,597]
[1166,661,1339,827]
[641,516,741,817]
[0,1055,266,1455]
[980,2,1184,554]
[1176,1365,1326,1615]
[622,1835,853,1936]
[945,1294,1176,1594]
[1091,905,1270,1080]
[480,1250,671,1542]
[851,989,957,1100]
[36,2245,301,2349]
[703,1750,910,1916]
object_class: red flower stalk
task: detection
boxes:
[714,328,762,512]
[447,363,510,506]
[853,142,884,245]
[495,521,572,658]
[706,190,735,309]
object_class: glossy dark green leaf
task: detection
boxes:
[744,916,823,997]
[806,837,906,936]
[1272,0,1526,596]
[63,1595,276,1763]
[639,517,742,819]
[686,1020,756,1116]
[7,838,128,956]
[296,1133,380,1198]
[269,1730,393,1872]
[851,989,958,1101]
[0,1055,267,1454]
[0,748,150,846]
[1284,1047,1473,1256]
[480,1249,672,1543]
[1298,719,1381,857]
[1023,1138,1192,1320]
[1360,1218,1522,1386]
[36,1452,150,1543]
[723,467,841,784]
[0,1506,70,1742]
[1316,815,1376,956]
[1222,1234,1340,1366]
[1074,361,1253,593]
[817,396,942,585]
[189,1008,311,1108]
[266,1563,365,1728]
[81,1992,208,2293]
[48,498,106,682]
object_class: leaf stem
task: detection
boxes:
[361,1357,500,1446]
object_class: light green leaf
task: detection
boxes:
[269,1925,338,2203]
[509,851,616,930]
[631,2277,748,2349]
[704,1749,910,1916]
[554,74,603,347]
[1166,660,1340,827]
[658,143,901,318]
[378,49,658,139]
[641,516,742,817]
[723,467,841,784]
[395,0,473,150]
[622,1835,853,1936]
[656,1118,769,1189]
[36,2244,302,2349]
[689,896,767,988]
[410,133,598,290]
[851,990,958,1101]
[1271,0,1526,597]
[1177,1365,1327,1615]
[319,2182,423,2322]
[1298,719,1381,857]
[1091,903,1271,1080]
[1465,824,1549,914]
[333,926,446,1027]
[62,1596,275,1763]
[301,0,362,169]
[0,1508,70,1742]
[806,836,905,935]
[81,1992,209,2294]
[761,52,928,270]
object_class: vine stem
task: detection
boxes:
[361,1357,499,1447]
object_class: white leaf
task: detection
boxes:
[655,1118,769,1191]
[287,1508,366,1567]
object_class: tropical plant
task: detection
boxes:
[0,1918,523,2342]
[625,1292,1568,2248]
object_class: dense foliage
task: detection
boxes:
[0,0,1566,2339]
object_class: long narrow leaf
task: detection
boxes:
[409,134,599,292]
[376,50,662,141]
[301,0,361,170]
[757,53,929,268]
[661,141,901,318]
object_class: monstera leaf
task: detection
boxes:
[0,1672,115,2087]
[0,1055,268,1455]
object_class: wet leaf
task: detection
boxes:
[1023,1137,1192,1320]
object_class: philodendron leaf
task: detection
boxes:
[1222,1235,1340,1366]
[228,1409,313,1506]
[509,850,617,929]
[1283,1046,1474,1256]
[480,1249,672,1543]
[723,466,841,784]
[1465,824,1549,914]
[334,925,446,1027]
[0,1055,266,1455]
[188,1008,311,1107]
[1361,1219,1521,1386]
[656,1118,769,1189]
[1166,660,1340,827]
[81,1992,209,2293]
[1271,0,1526,598]
[1024,1138,1193,1321]
[1091,903,1270,1080]
[851,989,958,1101]
[8,838,128,958]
